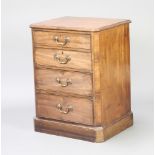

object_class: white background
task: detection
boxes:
[2,0,154,155]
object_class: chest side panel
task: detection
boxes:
[99,24,131,126]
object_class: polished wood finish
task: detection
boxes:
[31,17,133,142]
[35,112,133,142]
[30,16,131,31]
[33,30,91,50]
[36,93,93,125]
[34,48,92,72]
[35,69,92,96]
[91,32,102,126]
[99,24,131,126]
[35,117,104,142]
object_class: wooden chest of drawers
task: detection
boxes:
[30,17,133,142]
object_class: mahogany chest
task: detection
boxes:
[30,17,133,142]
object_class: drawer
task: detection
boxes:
[35,48,92,72]
[36,69,92,96]
[36,93,93,125]
[33,31,91,50]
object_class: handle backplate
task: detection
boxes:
[56,103,73,114]
[56,77,72,87]
[53,36,70,47]
[54,53,71,64]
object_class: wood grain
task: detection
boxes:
[91,32,102,126]
[36,93,93,125]
[36,69,92,96]
[33,30,91,50]
[34,112,133,142]
[35,117,104,142]
[34,48,92,72]
[31,17,133,142]
[103,112,133,140]
[36,88,93,99]
[30,16,131,32]
[99,24,131,125]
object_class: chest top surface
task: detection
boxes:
[30,16,131,31]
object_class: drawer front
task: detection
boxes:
[36,69,92,96]
[36,93,93,125]
[35,48,92,71]
[33,31,91,50]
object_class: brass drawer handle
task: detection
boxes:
[53,36,70,47]
[56,77,72,87]
[57,103,73,114]
[54,53,71,64]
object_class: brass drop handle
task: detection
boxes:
[53,36,70,47]
[56,77,72,87]
[57,103,73,114]
[54,53,71,64]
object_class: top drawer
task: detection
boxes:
[32,30,91,50]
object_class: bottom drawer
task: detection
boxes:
[36,93,93,125]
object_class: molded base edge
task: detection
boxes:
[34,113,133,142]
